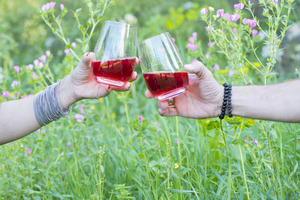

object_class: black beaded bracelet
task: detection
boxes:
[219,83,233,119]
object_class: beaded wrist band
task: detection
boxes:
[219,83,233,119]
[33,80,71,126]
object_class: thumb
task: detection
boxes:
[184,60,211,79]
[78,52,95,70]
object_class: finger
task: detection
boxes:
[184,60,211,79]
[128,71,138,82]
[157,100,168,110]
[145,90,154,99]
[98,84,112,98]
[158,107,179,117]
[78,52,95,70]
[135,57,140,65]
[110,82,131,91]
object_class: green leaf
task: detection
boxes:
[76,8,82,13]
[230,145,246,161]
[65,44,71,49]
[86,22,91,27]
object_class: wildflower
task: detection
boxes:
[175,139,178,145]
[174,163,179,169]
[227,70,234,77]
[39,55,47,64]
[252,29,258,37]
[33,59,39,66]
[208,42,214,48]
[21,143,23,148]
[234,3,244,10]
[90,105,95,110]
[2,91,9,99]
[35,129,40,133]
[192,32,197,39]
[217,9,224,17]
[78,104,85,113]
[75,114,84,122]
[224,13,230,21]
[26,64,33,70]
[205,26,214,34]
[14,66,20,73]
[273,0,278,3]
[245,137,248,144]
[71,42,76,49]
[188,37,195,44]
[67,142,72,147]
[11,80,19,89]
[191,59,198,63]
[48,2,56,9]
[39,62,44,69]
[42,4,50,11]
[212,64,219,71]
[248,79,253,84]
[43,130,46,135]
[172,37,175,43]
[232,28,237,34]
[61,152,64,156]
[31,72,39,79]
[138,116,143,123]
[12,143,15,146]
[253,139,258,145]
[64,49,70,55]
[242,18,249,25]
[46,50,51,57]
[209,7,214,11]
[43,160,48,163]
[60,4,64,11]
[186,43,197,51]
[25,149,32,156]
[205,53,211,59]
[200,8,208,15]
[2,164,4,170]
[229,14,240,23]
[248,19,257,28]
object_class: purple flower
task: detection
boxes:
[224,13,230,21]
[31,72,39,79]
[205,53,211,59]
[26,64,33,70]
[188,37,195,44]
[2,164,4,170]
[227,70,234,77]
[39,55,47,64]
[48,2,56,9]
[253,139,258,145]
[60,4,64,11]
[248,19,257,28]
[186,43,197,51]
[75,114,84,122]
[14,66,20,73]
[61,152,64,156]
[78,104,85,113]
[2,91,9,99]
[212,64,219,71]
[217,9,224,17]
[39,62,44,69]
[172,37,175,43]
[273,0,278,3]
[43,130,46,135]
[71,42,76,49]
[252,29,258,37]
[43,160,49,163]
[245,137,248,144]
[67,142,72,147]
[175,139,178,145]
[192,32,197,39]
[232,28,237,34]
[42,4,50,11]
[201,8,208,15]
[242,18,249,25]
[64,49,70,55]
[234,3,244,10]
[208,42,214,48]
[36,129,40,133]
[25,149,32,156]
[138,116,143,123]
[21,143,23,148]
[229,14,240,23]
[33,59,39,66]
[11,80,19,89]
[46,50,51,57]
[205,26,214,34]
[248,79,253,84]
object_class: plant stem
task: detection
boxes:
[238,144,249,200]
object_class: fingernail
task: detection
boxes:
[86,52,91,57]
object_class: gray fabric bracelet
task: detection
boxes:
[34,80,71,126]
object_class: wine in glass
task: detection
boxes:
[92,21,137,87]
[138,32,189,101]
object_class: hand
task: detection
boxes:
[145,60,224,119]
[70,52,138,100]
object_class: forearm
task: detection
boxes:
[231,79,300,123]
[0,75,78,145]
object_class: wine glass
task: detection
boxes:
[138,32,189,101]
[92,21,137,87]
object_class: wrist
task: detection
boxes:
[59,75,79,109]
[213,84,224,118]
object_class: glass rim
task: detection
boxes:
[138,32,171,45]
[103,21,137,30]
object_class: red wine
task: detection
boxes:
[143,72,189,100]
[92,57,136,86]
